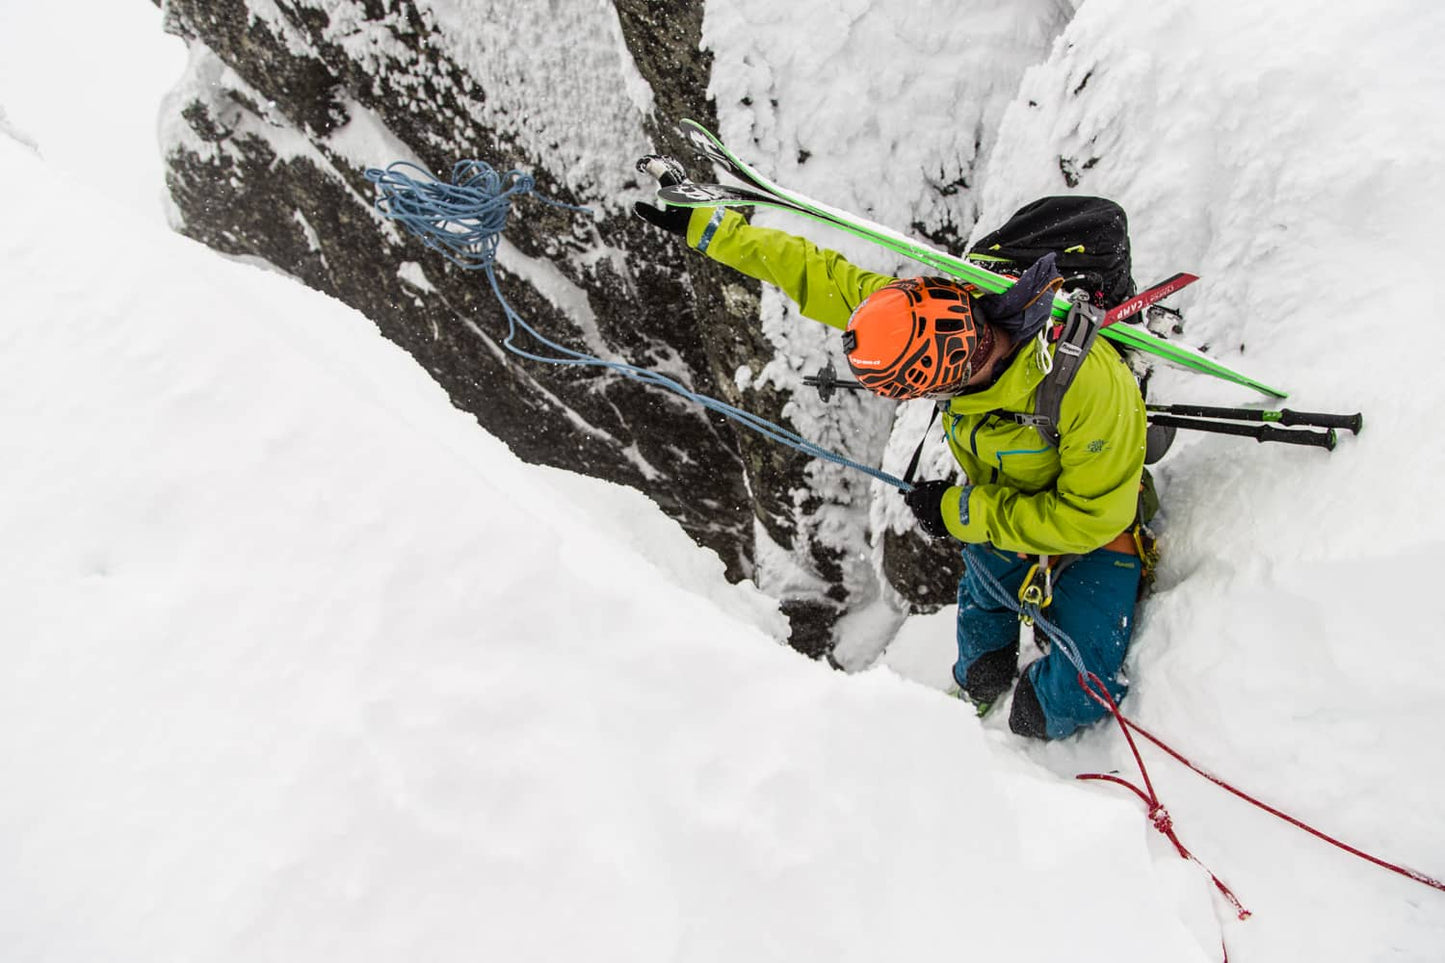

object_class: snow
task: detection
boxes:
[397,260,436,292]
[2,2,1444,962]
[417,0,654,202]
[0,2,183,223]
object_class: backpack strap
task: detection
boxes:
[901,405,943,486]
[991,298,1104,448]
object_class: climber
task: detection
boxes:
[634,180,1148,740]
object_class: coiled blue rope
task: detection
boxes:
[364,160,909,491]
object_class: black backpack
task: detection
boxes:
[964,196,1173,468]
[967,196,1135,309]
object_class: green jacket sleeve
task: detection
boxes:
[686,208,894,329]
[940,348,1147,555]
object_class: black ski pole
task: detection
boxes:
[1147,403,1362,434]
[1147,414,1337,450]
[803,361,866,401]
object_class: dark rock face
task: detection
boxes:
[882,529,965,612]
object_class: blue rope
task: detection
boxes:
[364,160,910,491]
[961,544,1089,677]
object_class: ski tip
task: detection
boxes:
[678,119,728,164]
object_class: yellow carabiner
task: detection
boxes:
[1017,557,1052,624]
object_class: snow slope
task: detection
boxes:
[0,2,183,224]
[3,2,1444,962]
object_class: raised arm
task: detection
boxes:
[685,208,895,330]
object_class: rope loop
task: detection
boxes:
[365,160,587,271]
[1034,328,1055,375]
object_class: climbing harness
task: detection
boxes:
[364,159,912,491]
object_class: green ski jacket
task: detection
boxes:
[687,208,1147,556]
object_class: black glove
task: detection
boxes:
[633,154,692,237]
[633,201,691,237]
[904,480,953,539]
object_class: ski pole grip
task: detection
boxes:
[1278,409,1363,434]
[637,154,686,188]
[1260,424,1337,451]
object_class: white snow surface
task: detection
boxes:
[3,2,1445,962]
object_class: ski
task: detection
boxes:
[677,127,1020,296]
[658,181,792,210]
[681,118,1062,300]
[1103,272,1198,327]
[668,118,1287,399]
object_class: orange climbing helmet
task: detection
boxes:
[842,277,989,400]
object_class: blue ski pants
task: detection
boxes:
[954,544,1141,739]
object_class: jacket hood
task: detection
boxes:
[974,251,1063,343]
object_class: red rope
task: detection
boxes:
[1074,671,1445,905]
[1075,672,1252,920]
[1118,709,1445,894]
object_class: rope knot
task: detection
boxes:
[1149,805,1174,835]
